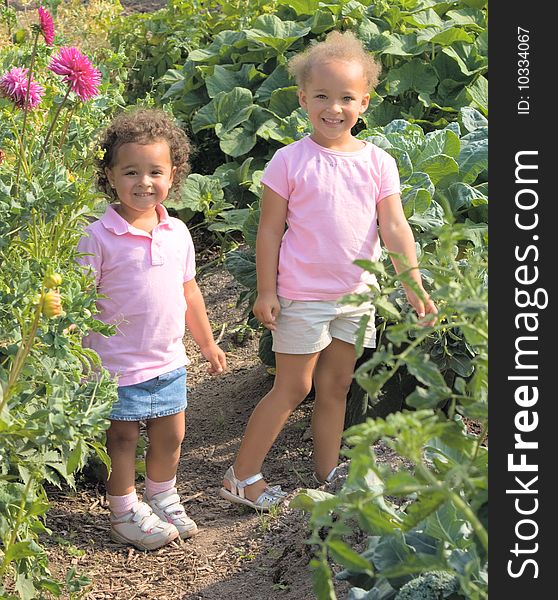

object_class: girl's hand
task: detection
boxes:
[200,342,227,375]
[253,292,280,331]
[405,287,438,327]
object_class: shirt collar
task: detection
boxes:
[100,203,174,236]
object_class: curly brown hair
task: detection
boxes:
[96,108,191,201]
[288,30,381,91]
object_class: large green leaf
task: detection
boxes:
[441,44,487,78]
[205,64,264,98]
[175,174,224,213]
[268,86,299,118]
[208,208,250,233]
[254,64,293,103]
[381,32,426,57]
[371,531,412,571]
[417,129,461,163]
[460,106,487,132]
[446,8,486,29]
[457,138,488,184]
[220,106,275,157]
[417,154,459,186]
[245,15,310,53]
[280,0,320,16]
[404,350,449,390]
[310,9,337,34]
[402,8,443,29]
[424,26,474,46]
[445,182,486,214]
[224,249,256,290]
[463,75,488,114]
[386,60,438,96]
[191,87,255,134]
[328,539,375,575]
[402,188,432,218]
[358,19,389,51]
[188,30,247,64]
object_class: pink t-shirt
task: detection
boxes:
[260,136,401,300]
[77,204,196,386]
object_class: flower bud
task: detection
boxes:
[43,272,62,288]
[42,290,62,318]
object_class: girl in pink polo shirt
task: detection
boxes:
[78,109,226,550]
[220,32,437,511]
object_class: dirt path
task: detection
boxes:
[45,266,350,599]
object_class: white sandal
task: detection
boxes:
[219,466,287,511]
[313,466,338,486]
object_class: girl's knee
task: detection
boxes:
[147,427,184,452]
[273,379,313,408]
[107,422,140,447]
[317,372,353,399]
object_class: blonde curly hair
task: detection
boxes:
[288,30,381,91]
[96,108,191,201]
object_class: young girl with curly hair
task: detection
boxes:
[79,108,227,549]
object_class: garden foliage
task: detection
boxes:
[0,2,126,596]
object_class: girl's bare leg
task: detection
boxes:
[145,412,185,482]
[227,352,320,501]
[312,339,357,481]
[105,420,141,496]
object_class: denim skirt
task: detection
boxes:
[110,366,187,421]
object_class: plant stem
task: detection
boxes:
[472,420,489,462]
[57,104,76,150]
[16,31,40,178]
[9,112,31,177]
[0,477,35,578]
[39,85,72,160]
[15,30,40,187]
[0,295,43,413]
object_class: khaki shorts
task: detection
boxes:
[271,296,376,354]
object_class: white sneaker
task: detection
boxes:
[110,501,179,550]
[147,487,199,539]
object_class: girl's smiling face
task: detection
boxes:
[298,59,370,151]
[105,140,176,220]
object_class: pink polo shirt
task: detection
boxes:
[77,204,196,386]
[260,136,401,300]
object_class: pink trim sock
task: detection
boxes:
[145,476,176,500]
[107,490,139,516]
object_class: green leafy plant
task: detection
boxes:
[0,7,125,597]
[291,224,488,600]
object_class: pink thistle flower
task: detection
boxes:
[0,67,44,110]
[49,47,101,101]
[38,6,55,46]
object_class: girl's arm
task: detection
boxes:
[253,185,288,331]
[184,279,227,374]
[377,194,437,324]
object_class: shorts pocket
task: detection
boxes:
[278,296,294,309]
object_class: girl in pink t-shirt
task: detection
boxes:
[220,32,437,511]
[78,109,226,550]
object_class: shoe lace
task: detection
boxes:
[132,502,161,532]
